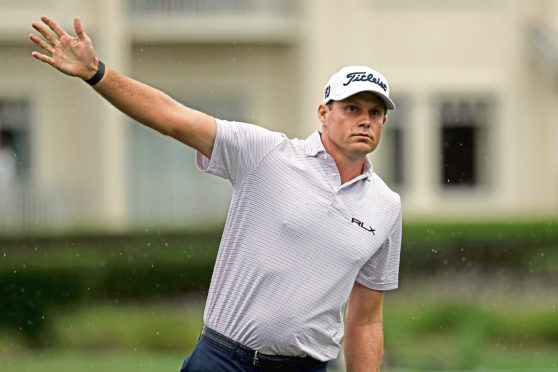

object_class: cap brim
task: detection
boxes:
[326,90,396,110]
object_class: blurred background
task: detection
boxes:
[1,0,558,371]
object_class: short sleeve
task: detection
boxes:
[355,203,402,291]
[196,119,286,186]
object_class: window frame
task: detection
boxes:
[434,94,495,193]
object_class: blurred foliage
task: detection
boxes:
[401,220,558,275]
[382,271,558,371]
[0,231,220,346]
[53,302,204,351]
[1,220,557,347]
[2,290,557,371]
[0,349,188,372]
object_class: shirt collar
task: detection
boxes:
[304,131,327,157]
[304,131,374,180]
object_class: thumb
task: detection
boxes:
[74,16,86,40]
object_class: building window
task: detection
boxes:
[0,99,31,230]
[128,0,293,15]
[128,94,241,227]
[439,98,490,188]
[374,96,407,187]
[0,100,30,184]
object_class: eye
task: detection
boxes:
[347,105,358,112]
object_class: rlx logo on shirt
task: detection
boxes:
[351,217,376,235]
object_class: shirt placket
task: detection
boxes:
[319,153,369,216]
[319,152,341,191]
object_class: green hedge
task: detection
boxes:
[0,231,221,346]
[1,221,557,346]
[400,220,558,274]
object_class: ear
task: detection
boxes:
[382,115,387,125]
[318,103,329,126]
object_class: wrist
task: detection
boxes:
[83,58,99,80]
[84,59,105,86]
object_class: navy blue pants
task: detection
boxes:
[180,337,328,372]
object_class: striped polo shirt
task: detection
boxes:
[196,119,402,362]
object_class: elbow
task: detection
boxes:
[153,100,183,139]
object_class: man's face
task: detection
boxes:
[318,91,387,162]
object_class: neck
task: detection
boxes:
[319,132,367,183]
[332,156,367,184]
[320,132,372,184]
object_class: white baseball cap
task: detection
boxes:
[323,65,395,110]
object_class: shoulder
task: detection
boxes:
[370,173,400,204]
[368,173,402,224]
[213,119,289,155]
[216,118,288,140]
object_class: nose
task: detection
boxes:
[358,116,372,128]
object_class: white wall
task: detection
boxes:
[1,0,557,231]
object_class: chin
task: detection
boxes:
[352,144,376,155]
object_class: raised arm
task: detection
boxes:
[29,16,216,158]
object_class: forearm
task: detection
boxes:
[93,65,184,136]
[344,322,384,372]
[92,65,215,156]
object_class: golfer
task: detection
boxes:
[30,16,402,372]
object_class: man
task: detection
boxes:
[30,16,401,372]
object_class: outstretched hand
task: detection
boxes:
[29,16,99,80]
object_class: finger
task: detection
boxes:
[74,16,86,40]
[31,51,55,66]
[32,22,58,45]
[29,33,55,54]
[41,15,67,38]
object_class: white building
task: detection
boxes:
[1,0,557,231]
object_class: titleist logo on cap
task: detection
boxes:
[343,72,388,92]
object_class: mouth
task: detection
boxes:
[352,133,373,140]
